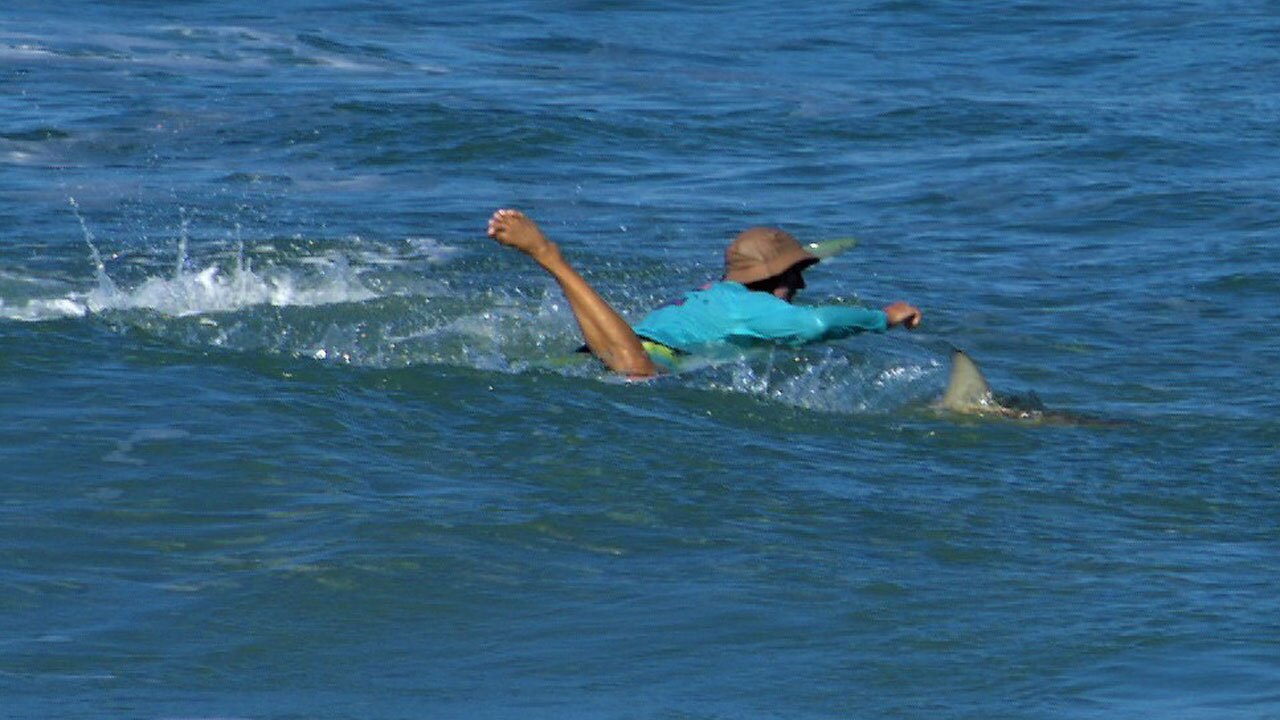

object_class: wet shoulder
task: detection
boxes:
[654,281,728,309]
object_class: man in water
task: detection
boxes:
[485,208,922,377]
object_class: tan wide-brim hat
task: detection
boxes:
[723,227,820,284]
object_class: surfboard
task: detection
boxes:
[806,237,858,259]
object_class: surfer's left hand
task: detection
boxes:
[883,302,921,330]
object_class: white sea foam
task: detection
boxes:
[5,150,39,165]
[0,42,56,60]
[1,24,399,74]
[5,194,468,326]
[404,237,462,263]
[0,297,89,321]
[87,259,377,317]
[1,250,378,322]
[699,347,945,415]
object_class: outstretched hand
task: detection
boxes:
[883,301,922,330]
[486,208,560,263]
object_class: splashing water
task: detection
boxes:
[6,206,943,414]
[84,251,376,317]
[67,196,119,298]
[699,344,945,415]
[4,206,385,325]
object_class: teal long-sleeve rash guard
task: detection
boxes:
[631,281,887,353]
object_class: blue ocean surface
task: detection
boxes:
[2,1,1278,718]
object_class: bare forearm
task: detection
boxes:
[536,245,655,376]
[485,209,655,377]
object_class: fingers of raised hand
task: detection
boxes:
[487,209,511,237]
[487,208,525,236]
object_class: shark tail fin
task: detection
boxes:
[940,350,995,411]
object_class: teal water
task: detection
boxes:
[3,2,1278,718]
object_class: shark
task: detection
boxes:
[936,349,1107,425]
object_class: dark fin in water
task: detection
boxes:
[936,350,1116,426]
[939,350,995,412]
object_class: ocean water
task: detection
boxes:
[2,1,1278,718]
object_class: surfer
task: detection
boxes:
[485,208,922,377]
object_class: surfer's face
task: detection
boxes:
[774,266,806,302]
[744,263,808,302]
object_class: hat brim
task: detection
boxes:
[724,249,820,285]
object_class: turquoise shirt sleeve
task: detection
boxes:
[632,282,887,351]
[728,289,888,345]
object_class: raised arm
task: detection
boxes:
[486,209,657,377]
